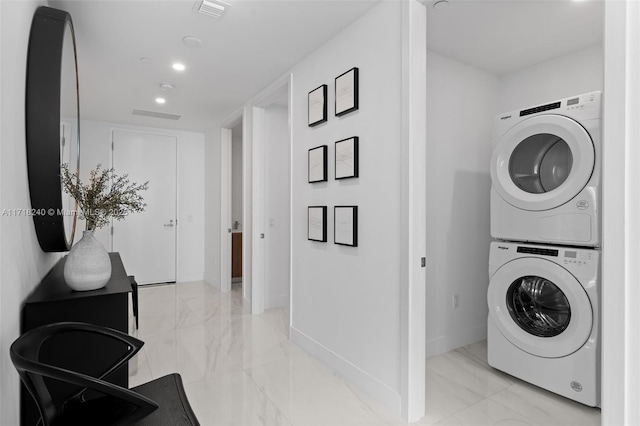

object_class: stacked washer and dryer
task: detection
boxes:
[487,92,602,407]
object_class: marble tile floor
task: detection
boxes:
[128,281,601,426]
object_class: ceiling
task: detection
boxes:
[50,0,381,132]
[426,0,604,76]
[50,0,604,133]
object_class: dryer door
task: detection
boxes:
[491,115,595,211]
[488,257,593,358]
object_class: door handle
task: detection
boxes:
[164,219,175,228]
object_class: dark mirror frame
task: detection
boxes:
[26,6,80,252]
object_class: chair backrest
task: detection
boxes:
[10,322,157,426]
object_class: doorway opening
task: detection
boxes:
[250,77,291,317]
[220,111,244,299]
[424,1,603,423]
[219,76,291,318]
[230,121,243,296]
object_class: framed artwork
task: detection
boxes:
[308,145,328,183]
[334,206,358,247]
[308,84,328,127]
[335,137,359,179]
[335,67,359,117]
[308,206,327,242]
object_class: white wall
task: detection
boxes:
[79,119,205,282]
[204,126,222,287]
[176,132,206,282]
[231,123,243,231]
[264,105,290,310]
[601,2,640,423]
[0,2,62,425]
[498,44,603,112]
[425,50,499,357]
[289,1,404,411]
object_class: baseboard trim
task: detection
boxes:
[290,327,401,417]
[177,273,204,283]
[203,273,220,290]
[426,324,487,358]
[266,294,288,310]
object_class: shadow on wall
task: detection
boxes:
[445,170,491,343]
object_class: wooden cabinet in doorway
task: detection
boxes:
[232,232,242,279]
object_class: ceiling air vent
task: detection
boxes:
[132,109,182,121]
[196,0,230,19]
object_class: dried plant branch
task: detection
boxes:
[61,164,149,230]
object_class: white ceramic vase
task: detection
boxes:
[64,230,112,291]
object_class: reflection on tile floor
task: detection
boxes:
[129,282,601,425]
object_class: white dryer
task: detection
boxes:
[487,241,600,407]
[490,92,601,247]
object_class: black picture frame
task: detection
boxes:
[335,67,359,117]
[308,145,328,183]
[308,84,328,127]
[335,137,359,180]
[308,206,327,242]
[334,206,358,247]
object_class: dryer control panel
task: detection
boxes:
[493,91,602,136]
[563,92,599,115]
[517,92,600,121]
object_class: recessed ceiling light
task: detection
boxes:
[183,36,203,48]
[155,97,166,104]
[433,0,449,9]
[172,63,186,72]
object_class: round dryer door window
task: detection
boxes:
[491,115,595,211]
[488,257,593,358]
[509,135,572,194]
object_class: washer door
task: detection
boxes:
[491,115,595,211]
[488,257,593,358]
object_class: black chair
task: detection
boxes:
[10,322,199,426]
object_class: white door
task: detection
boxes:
[490,115,595,211]
[111,129,177,284]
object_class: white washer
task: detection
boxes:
[490,92,601,247]
[487,241,600,407]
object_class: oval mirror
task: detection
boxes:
[26,6,80,252]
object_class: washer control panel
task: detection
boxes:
[513,244,595,267]
[490,242,599,279]
[562,249,594,266]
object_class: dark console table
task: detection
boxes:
[21,253,132,426]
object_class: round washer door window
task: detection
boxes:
[506,275,571,338]
[491,115,595,211]
[488,257,593,358]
